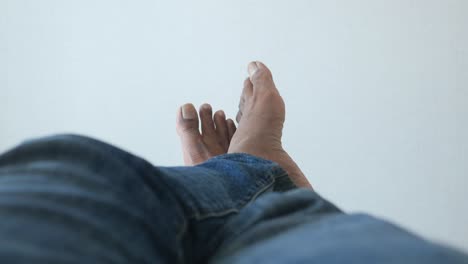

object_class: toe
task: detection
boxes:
[247,61,278,93]
[177,103,200,134]
[214,110,229,150]
[199,103,216,136]
[227,118,236,141]
[243,77,253,98]
[236,111,242,123]
[236,78,253,124]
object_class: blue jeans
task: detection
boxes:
[0,135,466,264]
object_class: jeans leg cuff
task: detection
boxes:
[205,153,298,192]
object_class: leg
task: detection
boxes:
[0,135,187,263]
[210,189,468,263]
[0,134,297,263]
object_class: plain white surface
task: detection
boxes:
[1,0,467,252]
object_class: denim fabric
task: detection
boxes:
[0,135,466,264]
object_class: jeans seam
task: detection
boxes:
[274,172,290,180]
[175,218,187,263]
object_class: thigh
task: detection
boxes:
[0,135,186,264]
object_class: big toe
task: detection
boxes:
[176,103,201,140]
[247,61,278,93]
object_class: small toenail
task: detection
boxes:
[182,104,197,120]
[217,110,225,118]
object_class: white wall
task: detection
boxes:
[1,0,467,252]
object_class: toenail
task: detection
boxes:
[216,110,225,118]
[182,104,197,120]
[201,104,212,111]
[248,62,258,77]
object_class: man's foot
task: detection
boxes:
[176,103,237,165]
[228,61,312,188]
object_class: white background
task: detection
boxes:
[1,0,467,252]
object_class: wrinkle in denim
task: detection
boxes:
[0,134,466,264]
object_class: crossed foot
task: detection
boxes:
[176,61,312,188]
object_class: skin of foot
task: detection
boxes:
[228,61,312,189]
[176,61,311,188]
[176,103,236,165]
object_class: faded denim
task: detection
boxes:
[0,135,466,263]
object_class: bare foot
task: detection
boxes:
[176,103,237,165]
[228,61,312,188]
